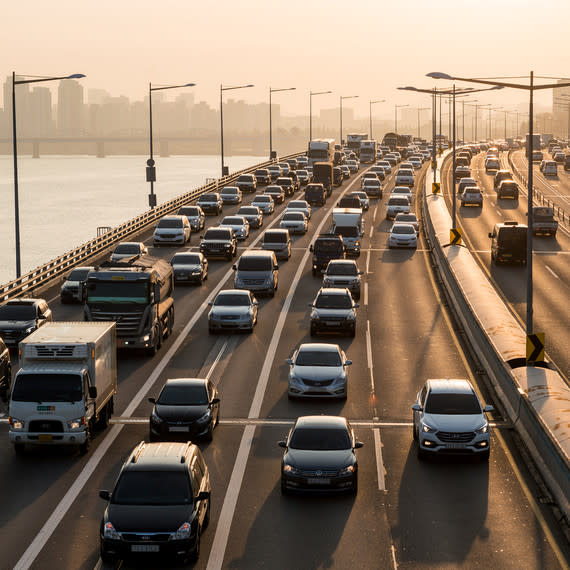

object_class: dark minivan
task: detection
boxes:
[489,221,527,264]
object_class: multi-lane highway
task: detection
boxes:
[440,149,570,379]
[0,157,568,569]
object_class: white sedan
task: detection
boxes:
[280,211,308,234]
[219,215,250,240]
[286,200,312,220]
[388,223,417,249]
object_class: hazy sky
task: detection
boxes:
[3,0,570,119]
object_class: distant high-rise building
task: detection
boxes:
[30,86,54,137]
[553,79,570,139]
[57,79,84,136]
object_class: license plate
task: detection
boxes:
[131,545,159,553]
[307,478,331,485]
[326,321,340,326]
[38,434,52,442]
[445,443,466,449]
[169,426,189,432]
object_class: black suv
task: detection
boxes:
[0,298,53,348]
[200,227,237,260]
[0,337,11,398]
[309,235,346,276]
[309,287,358,337]
[304,183,326,206]
[275,177,295,197]
[99,441,211,564]
[196,193,223,215]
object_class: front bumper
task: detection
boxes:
[10,428,87,445]
[100,534,196,561]
[418,433,490,456]
[209,317,253,331]
[281,471,355,492]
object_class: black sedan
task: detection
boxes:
[149,378,220,441]
[278,415,363,494]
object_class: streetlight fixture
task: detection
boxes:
[148,81,196,209]
[369,99,385,140]
[269,86,295,159]
[220,83,254,177]
[427,70,570,341]
[394,104,409,134]
[340,95,358,146]
[309,90,332,141]
[11,72,85,279]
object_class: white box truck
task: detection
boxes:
[9,322,117,454]
[332,208,364,257]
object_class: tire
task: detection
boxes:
[204,422,214,442]
[147,327,159,356]
[351,474,358,495]
[97,400,111,430]
[349,325,356,338]
[190,526,201,561]
[281,478,289,495]
[412,421,418,442]
[417,447,427,461]
[203,498,211,529]
[310,324,317,337]
[208,326,217,335]
[79,430,90,455]
[100,546,116,565]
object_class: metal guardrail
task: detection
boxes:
[507,150,570,227]
[0,152,303,302]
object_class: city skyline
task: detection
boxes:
[2,0,570,122]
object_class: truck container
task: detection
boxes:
[307,139,335,166]
[84,256,174,356]
[312,162,334,196]
[359,140,377,163]
[331,208,364,257]
[9,322,117,454]
[525,133,541,158]
[346,133,368,155]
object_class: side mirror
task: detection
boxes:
[148,397,156,404]
[358,270,364,275]
[200,236,204,240]
[197,491,210,502]
[483,404,494,413]
[307,303,314,307]
[354,442,364,449]
[62,276,67,282]
[210,398,220,405]
[232,264,237,270]
[88,386,97,399]
[208,301,213,306]
[488,232,493,239]
[411,403,422,412]
[99,490,111,501]
[285,358,293,365]
[354,303,360,309]
[309,245,314,252]
[274,265,279,270]
[278,441,287,448]
[344,360,352,366]
[253,301,259,306]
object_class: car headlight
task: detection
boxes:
[282,464,302,475]
[196,410,211,426]
[9,417,24,430]
[67,417,86,430]
[339,465,355,476]
[311,309,320,320]
[170,522,192,541]
[422,423,437,433]
[475,422,489,434]
[25,326,36,334]
[346,312,356,321]
[354,240,360,247]
[151,410,163,424]
[103,522,121,540]
[323,278,333,286]
[191,270,201,276]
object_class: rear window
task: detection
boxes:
[157,218,183,228]
[178,207,200,216]
[199,194,218,202]
[425,392,481,415]
[264,232,287,244]
[204,229,231,240]
[237,175,253,182]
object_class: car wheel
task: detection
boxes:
[310,324,317,337]
[351,474,358,495]
[208,326,217,335]
[417,446,428,461]
[190,525,201,561]
[100,546,117,565]
[204,422,214,442]
[349,325,356,338]
[79,430,90,455]
[203,498,211,529]
[226,253,232,261]
[412,421,418,441]
[280,478,289,495]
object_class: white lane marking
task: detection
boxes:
[205,339,229,381]
[206,186,342,570]
[366,320,378,420]
[369,225,374,239]
[391,543,398,569]
[373,206,378,222]
[373,428,386,492]
[366,320,374,375]
[545,265,559,279]
[14,196,290,570]
[366,249,371,273]
[364,282,368,306]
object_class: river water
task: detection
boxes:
[0,154,265,285]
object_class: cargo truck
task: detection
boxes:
[8,322,117,454]
[84,256,174,356]
[531,206,558,237]
[359,140,377,163]
[331,208,364,257]
[312,162,334,196]
[307,139,335,166]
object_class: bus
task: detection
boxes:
[307,138,335,166]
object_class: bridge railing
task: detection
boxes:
[0,152,303,302]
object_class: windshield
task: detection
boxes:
[315,240,342,252]
[12,373,82,402]
[204,229,231,240]
[87,281,149,304]
[221,188,238,194]
[498,227,527,246]
[315,293,352,309]
[289,201,307,208]
[388,198,409,206]
[425,393,481,415]
[221,217,243,226]
[334,226,358,237]
[68,268,91,281]
[254,197,271,203]
[295,349,342,367]
[327,263,357,276]
[199,194,218,202]
[308,149,329,159]
[289,427,351,450]
[238,257,271,271]
[172,254,200,265]
[283,213,304,221]
[214,294,250,306]
[112,471,192,506]
[264,233,286,243]
[178,207,199,216]
[0,305,36,320]
[254,170,268,176]
[238,175,252,182]
[239,208,257,215]
[158,384,208,406]
[534,207,553,220]
[157,219,182,229]
[114,244,141,254]
[392,225,415,235]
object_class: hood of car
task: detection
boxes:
[154,403,209,421]
[422,413,485,432]
[107,504,193,532]
[291,364,343,380]
[210,306,251,317]
[284,448,354,470]
[173,263,201,272]
[155,227,183,235]
[0,319,36,330]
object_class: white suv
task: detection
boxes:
[412,379,493,461]
[153,215,191,246]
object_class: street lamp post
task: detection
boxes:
[394,104,409,134]
[309,90,332,141]
[148,81,195,209]
[220,83,254,177]
[369,99,385,140]
[340,95,358,146]
[269,87,295,159]
[427,70,570,340]
[11,71,85,279]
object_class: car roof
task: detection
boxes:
[328,259,357,267]
[164,378,208,388]
[240,250,274,258]
[317,287,351,296]
[426,378,475,395]
[294,415,348,430]
[125,441,198,471]
[6,298,43,306]
[217,289,250,297]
